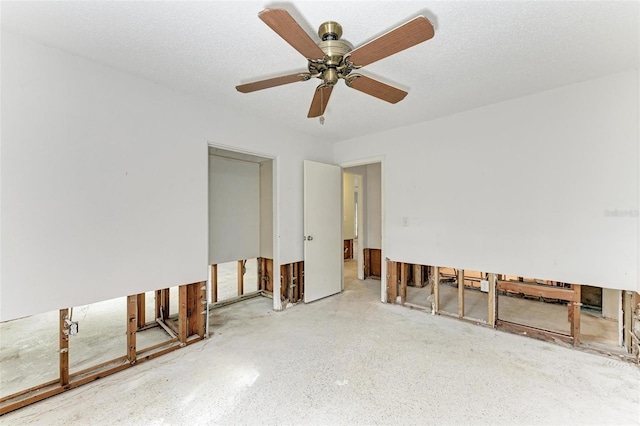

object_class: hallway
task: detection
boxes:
[4,260,639,425]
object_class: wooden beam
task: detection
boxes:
[299,261,304,300]
[458,269,464,318]
[59,309,69,387]
[178,285,188,345]
[497,320,574,344]
[498,280,576,302]
[363,249,371,278]
[155,290,161,320]
[127,295,137,363]
[211,264,218,303]
[387,260,398,303]
[136,293,145,329]
[156,288,170,320]
[487,273,497,327]
[293,262,300,302]
[400,263,408,304]
[571,284,581,345]
[238,260,244,296]
[413,264,423,288]
[433,266,440,313]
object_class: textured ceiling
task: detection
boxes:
[2,1,638,143]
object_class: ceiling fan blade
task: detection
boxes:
[259,9,326,60]
[346,75,407,104]
[308,85,333,118]
[236,72,310,93]
[348,16,434,67]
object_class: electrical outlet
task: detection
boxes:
[65,319,79,335]
[480,280,489,292]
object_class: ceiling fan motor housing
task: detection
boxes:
[312,21,352,86]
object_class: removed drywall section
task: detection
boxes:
[334,70,639,292]
[0,32,331,321]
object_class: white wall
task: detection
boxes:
[209,156,260,264]
[0,32,332,320]
[260,160,274,259]
[335,70,639,292]
[343,173,356,240]
[364,163,382,250]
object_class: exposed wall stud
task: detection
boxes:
[413,264,424,288]
[211,264,218,303]
[487,273,497,327]
[59,308,69,387]
[400,263,408,304]
[458,269,465,318]
[387,260,398,303]
[433,266,440,313]
[127,295,137,363]
[178,285,188,345]
[570,284,581,345]
[136,293,145,328]
[238,260,244,296]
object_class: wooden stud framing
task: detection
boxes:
[433,266,440,313]
[136,293,146,328]
[299,261,304,300]
[211,264,218,303]
[387,260,398,303]
[400,262,408,304]
[155,288,170,320]
[238,260,244,296]
[59,309,69,387]
[497,280,576,302]
[287,264,294,302]
[155,290,161,319]
[413,264,424,288]
[363,249,371,278]
[487,273,497,327]
[197,281,206,338]
[127,295,137,363]
[293,262,299,302]
[623,291,633,353]
[178,285,188,345]
[497,320,574,344]
[570,284,581,345]
[458,269,465,318]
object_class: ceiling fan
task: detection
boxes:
[236,8,435,118]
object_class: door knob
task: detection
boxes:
[305,235,314,241]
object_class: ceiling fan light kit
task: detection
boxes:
[236,8,435,118]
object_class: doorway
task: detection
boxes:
[342,161,383,299]
[207,146,277,314]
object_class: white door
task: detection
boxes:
[304,160,343,303]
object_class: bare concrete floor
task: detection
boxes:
[3,261,640,424]
[407,283,622,353]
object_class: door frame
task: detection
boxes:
[207,142,281,312]
[340,156,386,303]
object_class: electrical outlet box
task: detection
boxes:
[480,280,489,292]
[65,320,79,335]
